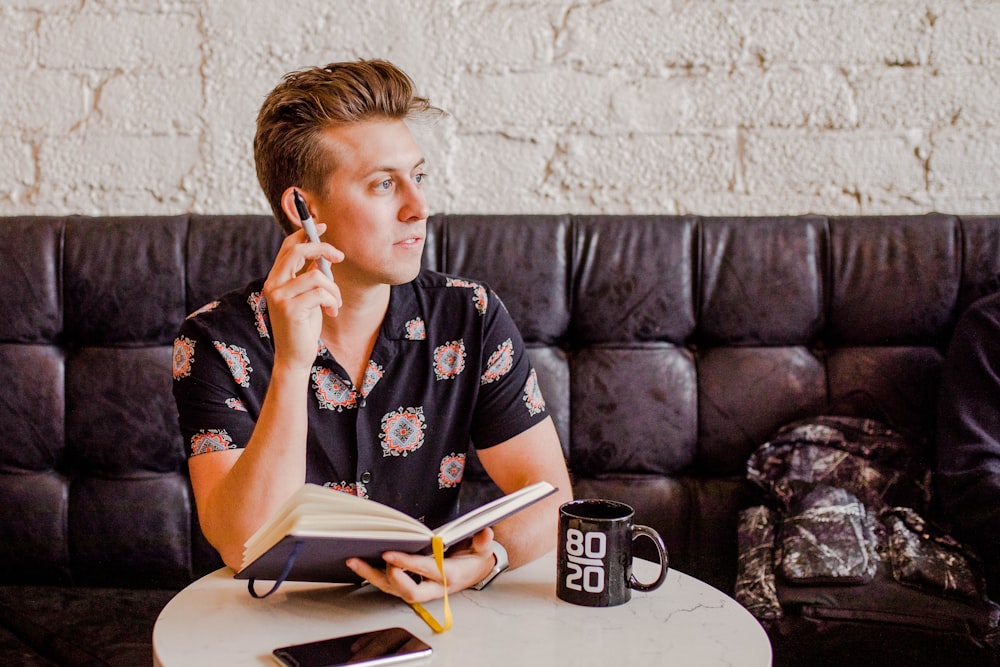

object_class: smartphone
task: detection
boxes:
[272,627,432,667]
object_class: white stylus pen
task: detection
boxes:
[292,189,334,282]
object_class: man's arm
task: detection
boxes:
[348,416,572,602]
[188,227,343,570]
[188,365,311,569]
[475,416,573,568]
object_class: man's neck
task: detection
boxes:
[320,282,391,386]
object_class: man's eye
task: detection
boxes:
[414,173,427,185]
[376,179,392,191]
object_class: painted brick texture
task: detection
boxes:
[1,0,997,216]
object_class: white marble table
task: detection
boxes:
[153,551,771,666]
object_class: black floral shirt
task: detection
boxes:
[172,269,548,528]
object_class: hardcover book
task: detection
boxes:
[235,480,557,585]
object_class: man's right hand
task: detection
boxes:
[262,224,344,371]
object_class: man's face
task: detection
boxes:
[311,118,429,289]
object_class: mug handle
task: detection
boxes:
[629,525,669,592]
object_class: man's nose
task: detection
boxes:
[400,180,429,221]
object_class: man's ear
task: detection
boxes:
[280,186,306,230]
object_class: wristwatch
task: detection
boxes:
[471,540,509,590]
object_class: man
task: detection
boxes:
[936,289,1000,599]
[172,59,572,604]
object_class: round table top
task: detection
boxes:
[154,551,771,667]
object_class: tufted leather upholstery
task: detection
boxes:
[435,213,1000,595]
[0,212,998,665]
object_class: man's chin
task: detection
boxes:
[386,264,422,286]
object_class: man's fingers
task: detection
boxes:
[346,558,441,605]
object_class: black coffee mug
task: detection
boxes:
[556,499,669,607]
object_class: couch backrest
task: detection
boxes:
[0,215,283,588]
[0,213,998,591]
[429,213,1000,590]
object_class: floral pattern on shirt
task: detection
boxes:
[433,339,466,380]
[523,368,546,416]
[446,278,488,315]
[380,406,426,457]
[190,428,235,456]
[248,291,269,338]
[404,317,426,340]
[481,338,514,385]
[225,397,247,412]
[324,481,365,497]
[214,341,252,387]
[361,361,384,397]
[172,335,196,380]
[313,367,357,411]
[186,301,219,320]
[439,453,466,489]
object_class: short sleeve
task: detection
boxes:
[470,288,548,449]
[171,299,263,459]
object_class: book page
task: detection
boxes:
[241,485,431,569]
[434,481,557,546]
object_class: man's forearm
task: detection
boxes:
[492,487,572,569]
[191,365,312,569]
[476,417,574,570]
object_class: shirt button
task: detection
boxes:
[361,471,372,484]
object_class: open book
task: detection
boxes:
[234,480,557,585]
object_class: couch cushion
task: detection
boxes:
[66,346,182,476]
[572,215,697,344]
[958,215,1000,311]
[698,345,827,473]
[571,343,697,475]
[699,216,826,345]
[184,215,284,313]
[0,473,69,585]
[0,217,62,344]
[828,214,960,345]
[69,475,195,588]
[63,216,188,347]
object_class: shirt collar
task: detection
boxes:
[381,277,423,342]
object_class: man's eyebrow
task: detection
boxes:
[369,157,426,175]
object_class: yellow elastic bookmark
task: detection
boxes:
[409,536,453,633]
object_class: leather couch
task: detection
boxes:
[1,212,998,665]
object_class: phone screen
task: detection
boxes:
[272,627,432,667]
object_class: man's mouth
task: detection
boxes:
[396,236,423,248]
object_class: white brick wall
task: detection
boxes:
[1,0,998,216]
